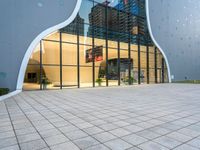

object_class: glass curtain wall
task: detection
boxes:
[23,0,168,90]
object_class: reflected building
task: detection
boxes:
[88,0,150,45]
[60,14,84,35]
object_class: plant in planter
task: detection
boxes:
[0,88,9,96]
[41,77,51,90]
[96,78,103,86]
[125,76,136,85]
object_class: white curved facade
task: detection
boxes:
[146,0,171,83]
[147,0,200,81]
[0,0,81,96]
[16,0,82,90]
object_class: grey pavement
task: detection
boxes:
[0,84,200,150]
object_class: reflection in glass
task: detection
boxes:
[42,66,60,89]
[63,67,77,88]
[62,43,77,65]
[108,48,118,86]
[42,41,60,65]
[80,67,93,87]
[23,65,40,90]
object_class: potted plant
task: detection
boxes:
[0,88,9,96]
[41,77,51,89]
[96,78,103,86]
[125,76,136,85]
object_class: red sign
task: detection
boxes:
[86,46,103,63]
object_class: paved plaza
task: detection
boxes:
[0,84,200,150]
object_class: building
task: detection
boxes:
[0,0,200,93]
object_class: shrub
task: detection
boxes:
[174,80,200,84]
[96,78,103,86]
[0,88,9,96]
[125,76,137,85]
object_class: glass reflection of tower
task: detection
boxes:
[60,13,84,35]
[87,0,152,45]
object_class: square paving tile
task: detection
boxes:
[50,141,79,150]
[177,128,200,137]
[44,134,69,146]
[109,128,131,137]
[85,144,110,150]
[93,132,117,143]
[166,132,192,142]
[122,134,148,146]
[112,120,131,127]
[0,130,15,139]
[104,138,132,150]
[149,126,171,135]
[15,127,37,136]
[187,138,200,149]
[123,124,144,133]
[173,144,199,150]
[139,141,169,150]
[153,136,181,149]
[73,136,99,149]
[0,145,20,150]
[83,126,104,135]
[126,147,141,150]
[64,130,88,140]
[136,130,161,140]
[39,128,61,138]
[17,132,41,143]
[19,139,47,150]
[99,123,118,131]
[0,137,18,149]
[59,125,79,133]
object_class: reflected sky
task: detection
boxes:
[109,0,119,6]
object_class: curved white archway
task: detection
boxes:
[16,0,82,90]
[146,0,172,83]
[16,0,171,92]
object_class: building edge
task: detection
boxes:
[0,0,82,101]
[16,0,82,91]
[145,0,172,83]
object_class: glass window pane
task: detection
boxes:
[79,0,93,24]
[108,48,118,86]
[108,40,118,49]
[29,44,40,64]
[80,45,93,67]
[44,32,59,41]
[131,50,138,84]
[79,24,93,45]
[95,46,106,87]
[149,68,155,83]
[23,65,40,90]
[141,51,147,83]
[80,67,93,87]
[42,66,60,89]
[42,41,60,65]
[94,26,106,47]
[62,33,77,44]
[63,66,77,88]
[62,43,77,66]
[120,49,129,85]
[149,49,155,69]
